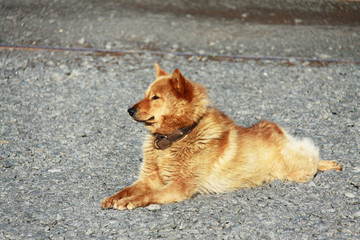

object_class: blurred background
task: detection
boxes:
[1,0,359,62]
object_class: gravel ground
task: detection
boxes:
[1,50,359,240]
[1,0,360,239]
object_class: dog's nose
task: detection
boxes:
[128,107,137,117]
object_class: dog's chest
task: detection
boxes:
[145,147,186,184]
[160,153,185,182]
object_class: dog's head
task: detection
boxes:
[128,64,209,134]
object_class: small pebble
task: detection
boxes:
[344,192,356,198]
[146,204,161,211]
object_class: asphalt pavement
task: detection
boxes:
[1,0,359,239]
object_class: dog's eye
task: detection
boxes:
[152,96,160,100]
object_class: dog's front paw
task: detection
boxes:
[113,196,146,210]
[102,196,117,209]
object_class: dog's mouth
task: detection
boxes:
[134,116,155,125]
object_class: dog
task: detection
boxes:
[102,63,342,210]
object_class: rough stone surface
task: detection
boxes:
[1,1,359,239]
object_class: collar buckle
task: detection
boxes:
[153,134,172,150]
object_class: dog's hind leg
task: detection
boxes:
[318,160,342,171]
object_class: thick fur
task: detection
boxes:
[102,64,341,210]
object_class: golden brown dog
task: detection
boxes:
[102,64,341,210]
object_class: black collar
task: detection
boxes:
[152,121,199,150]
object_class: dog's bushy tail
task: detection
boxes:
[281,134,341,183]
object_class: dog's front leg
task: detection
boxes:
[113,180,196,210]
[102,179,154,209]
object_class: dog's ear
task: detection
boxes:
[171,68,185,94]
[155,63,168,78]
[171,68,193,99]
